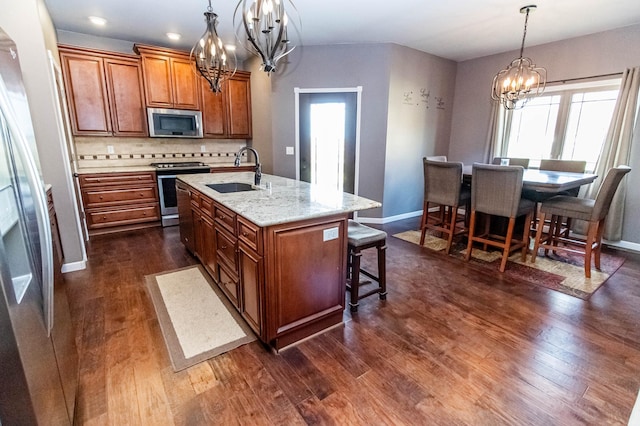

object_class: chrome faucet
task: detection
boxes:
[234,146,261,186]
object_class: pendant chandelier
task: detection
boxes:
[491,5,546,110]
[233,0,300,74]
[191,0,236,93]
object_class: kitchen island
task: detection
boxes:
[176,172,381,351]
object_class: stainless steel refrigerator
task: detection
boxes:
[0,27,77,425]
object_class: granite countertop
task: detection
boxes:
[178,172,381,227]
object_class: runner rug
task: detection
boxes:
[393,230,625,300]
[145,265,256,371]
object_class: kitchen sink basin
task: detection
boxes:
[206,182,256,193]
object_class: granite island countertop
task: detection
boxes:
[177,172,381,227]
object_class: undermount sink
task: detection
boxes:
[206,182,256,193]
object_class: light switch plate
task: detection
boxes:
[107,145,114,154]
[201,145,206,152]
[286,146,294,155]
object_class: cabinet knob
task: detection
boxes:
[140,193,144,197]
[220,245,227,250]
[219,214,225,220]
[99,196,103,199]
[242,231,249,237]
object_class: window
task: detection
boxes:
[504,80,620,172]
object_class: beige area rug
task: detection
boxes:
[393,230,625,300]
[145,265,256,371]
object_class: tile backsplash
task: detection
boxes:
[75,137,248,169]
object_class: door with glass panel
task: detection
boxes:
[297,91,358,194]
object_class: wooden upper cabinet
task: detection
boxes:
[226,72,252,139]
[58,45,147,137]
[135,44,200,110]
[200,71,253,139]
[171,57,200,110]
[59,50,111,136]
[200,78,227,137]
[104,58,147,136]
[139,53,173,107]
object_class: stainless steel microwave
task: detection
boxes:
[147,107,203,138]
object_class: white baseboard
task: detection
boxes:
[61,260,87,273]
[358,210,423,225]
[604,239,640,253]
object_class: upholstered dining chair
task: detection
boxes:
[465,164,536,272]
[426,155,447,162]
[420,159,470,254]
[531,165,631,278]
[538,159,588,237]
[492,157,530,168]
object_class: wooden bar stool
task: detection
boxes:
[346,220,387,312]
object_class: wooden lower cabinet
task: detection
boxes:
[183,185,348,350]
[79,171,160,234]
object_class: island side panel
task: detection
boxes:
[264,215,348,350]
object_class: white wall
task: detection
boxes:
[449,24,640,244]
[0,0,86,267]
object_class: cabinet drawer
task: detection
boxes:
[83,186,158,208]
[217,262,239,308]
[80,172,155,187]
[238,216,262,255]
[215,227,237,272]
[214,203,236,234]
[86,204,160,229]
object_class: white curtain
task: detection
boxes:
[576,66,640,240]
[483,101,507,163]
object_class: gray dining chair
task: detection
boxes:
[538,159,588,237]
[531,165,631,278]
[465,163,536,272]
[420,159,470,254]
[426,155,447,162]
[492,157,530,168]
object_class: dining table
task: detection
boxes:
[462,165,597,195]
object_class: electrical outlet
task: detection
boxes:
[107,145,114,154]
[285,146,294,155]
[200,145,206,153]
[323,227,339,241]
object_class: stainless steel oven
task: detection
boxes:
[152,162,210,226]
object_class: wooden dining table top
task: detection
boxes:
[462,165,598,193]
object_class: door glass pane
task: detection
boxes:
[309,102,345,191]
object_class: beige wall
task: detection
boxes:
[1,0,86,268]
[449,24,640,245]
[246,56,274,174]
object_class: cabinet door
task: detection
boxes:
[193,207,204,261]
[59,51,111,135]
[202,213,217,277]
[104,58,148,136]
[140,54,173,108]
[226,75,252,138]
[200,78,227,138]
[238,241,262,335]
[171,57,200,110]
[177,183,195,254]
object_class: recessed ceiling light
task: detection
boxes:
[225,44,236,51]
[166,32,182,41]
[88,16,107,26]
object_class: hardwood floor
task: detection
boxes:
[64,218,640,425]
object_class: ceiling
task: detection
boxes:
[43,0,640,62]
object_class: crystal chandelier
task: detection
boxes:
[234,0,300,74]
[491,5,547,110]
[191,0,236,93]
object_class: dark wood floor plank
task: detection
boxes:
[64,222,640,425]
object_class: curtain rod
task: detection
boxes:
[547,72,623,85]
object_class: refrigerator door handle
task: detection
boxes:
[0,74,54,335]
